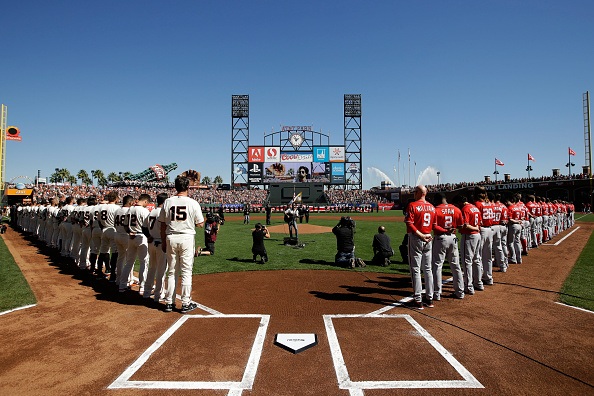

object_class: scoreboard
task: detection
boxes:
[246,146,346,185]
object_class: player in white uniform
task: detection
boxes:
[59,197,75,257]
[97,191,119,279]
[142,193,169,304]
[159,176,204,313]
[70,198,86,267]
[114,195,134,287]
[89,197,103,275]
[120,194,151,294]
[79,196,97,271]
[50,199,61,249]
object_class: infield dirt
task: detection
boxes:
[1,222,593,395]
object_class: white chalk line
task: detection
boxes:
[540,226,580,246]
[554,302,594,314]
[0,303,37,316]
[108,314,270,395]
[368,277,454,315]
[324,314,483,393]
[131,275,222,315]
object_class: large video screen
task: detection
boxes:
[247,146,345,185]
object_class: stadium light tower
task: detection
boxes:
[0,104,6,199]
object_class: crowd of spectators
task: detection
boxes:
[6,172,589,208]
[406,173,589,193]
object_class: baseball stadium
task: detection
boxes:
[1,92,594,396]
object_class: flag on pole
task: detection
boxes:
[398,150,400,162]
[528,153,535,161]
[288,192,302,206]
[569,147,576,156]
[408,148,410,161]
[495,158,505,166]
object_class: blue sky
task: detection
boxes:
[2,0,593,189]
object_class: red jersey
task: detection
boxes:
[460,203,481,235]
[475,201,495,227]
[500,203,509,223]
[549,203,557,215]
[405,199,436,234]
[508,203,524,221]
[491,202,506,225]
[434,203,463,234]
[526,201,539,217]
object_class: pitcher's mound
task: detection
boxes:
[266,224,332,234]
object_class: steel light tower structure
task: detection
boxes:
[231,95,250,187]
[344,94,362,189]
[0,104,7,200]
[584,91,592,176]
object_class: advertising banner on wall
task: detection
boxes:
[248,162,263,184]
[331,163,345,183]
[313,146,329,163]
[248,147,265,162]
[329,146,345,162]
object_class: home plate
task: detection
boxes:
[274,333,318,354]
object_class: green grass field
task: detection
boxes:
[560,214,594,311]
[0,236,37,312]
[2,211,593,313]
[191,212,411,275]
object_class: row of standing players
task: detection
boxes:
[14,176,208,313]
[405,185,575,310]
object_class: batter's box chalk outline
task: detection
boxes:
[323,314,484,395]
[108,314,270,395]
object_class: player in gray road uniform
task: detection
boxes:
[432,193,465,299]
[453,195,482,295]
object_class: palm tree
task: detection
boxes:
[77,170,89,185]
[67,175,77,185]
[202,176,212,186]
[91,169,104,186]
[55,168,71,184]
[213,175,223,185]
[97,175,108,187]
[122,171,133,180]
[107,172,120,183]
[49,171,61,184]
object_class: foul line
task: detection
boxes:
[0,303,37,316]
[324,314,483,393]
[368,277,454,315]
[542,226,580,246]
[554,302,594,315]
[131,275,222,315]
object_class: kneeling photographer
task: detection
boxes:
[332,216,365,268]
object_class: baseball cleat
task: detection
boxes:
[181,302,199,314]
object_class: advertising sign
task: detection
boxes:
[248,147,265,163]
[248,162,263,184]
[329,146,345,162]
[280,152,313,163]
[331,163,345,183]
[264,147,280,162]
[313,146,329,163]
